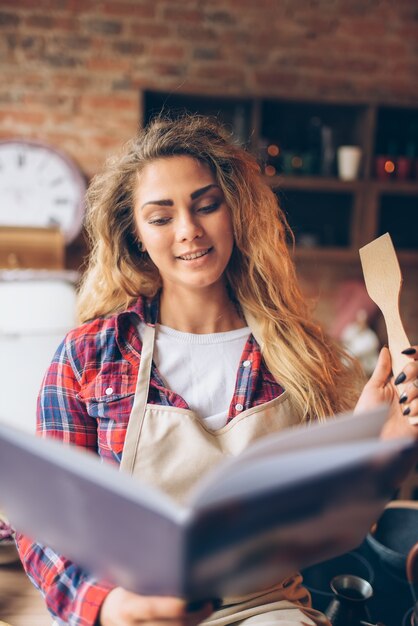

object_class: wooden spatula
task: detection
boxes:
[359,233,416,425]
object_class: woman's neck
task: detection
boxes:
[159,284,246,334]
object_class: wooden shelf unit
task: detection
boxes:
[141,90,418,263]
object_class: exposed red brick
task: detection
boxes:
[80,94,137,112]
[162,7,202,23]
[204,10,237,26]
[25,14,54,29]
[86,56,132,72]
[0,0,48,8]
[148,63,187,78]
[22,93,76,111]
[0,11,20,27]
[84,18,124,36]
[51,75,92,90]
[193,47,222,61]
[51,17,81,30]
[191,62,245,81]
[102,1,155,19]
[395,25,418,40]
[66,0,102,13]
[113,40,145,55]
[0,109,47,125]
[254,70,301,91]
[129,22,171,38]
[149,43,186,60]
[177,24,216,41]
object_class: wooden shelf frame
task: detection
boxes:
[141,90,418,261]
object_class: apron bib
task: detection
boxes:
[120,320,330,626]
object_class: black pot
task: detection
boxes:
[366,502,418,579]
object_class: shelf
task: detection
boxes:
[398,251,418,265]
[290,246,418,266]
[290,247,360,263]
[264,176,418,194]
[371,180,418,195]
[141,89,418,264]
[288,246,418,265]
[264,175,364,193]
[142,91,254,146]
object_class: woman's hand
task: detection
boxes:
[354,345,418,440]
[98,587,216,626]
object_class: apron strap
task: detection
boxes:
[120,323,156,474]
[120,305,265,475]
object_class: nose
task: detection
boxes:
[175,212,203,242]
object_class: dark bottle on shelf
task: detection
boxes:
[320,125,336,177]
[307,116,322,175]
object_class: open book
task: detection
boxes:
[0,405,416,600]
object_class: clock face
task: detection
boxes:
[0,139,86,243]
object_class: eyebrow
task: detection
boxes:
[140,184,220,210]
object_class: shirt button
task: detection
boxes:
[105,387,113,396]
[235,403,244,412]
[243,360,251,367]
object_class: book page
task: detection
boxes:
[188,404,389,507]
[0,421,188,595]
[184,435,417,598]
[188,436,410,508]
[231,404,388,463]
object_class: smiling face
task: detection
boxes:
[134,155,235,294]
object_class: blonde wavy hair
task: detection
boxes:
[78,114,363,421]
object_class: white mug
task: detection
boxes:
[337,146,362,181]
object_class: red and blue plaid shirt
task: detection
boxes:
[16,295,284,626]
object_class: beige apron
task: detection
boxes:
[120,321,330,626]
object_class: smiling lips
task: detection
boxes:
[177,248,212,261]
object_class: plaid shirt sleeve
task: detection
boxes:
[15,335,115,626]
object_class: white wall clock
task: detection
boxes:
[0,139,86,243]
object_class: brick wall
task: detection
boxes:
[1,0,417,175]
[0,0,417,339]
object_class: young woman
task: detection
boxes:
[16,115,418,626]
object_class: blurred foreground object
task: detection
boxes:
[0,511,18,565]
[342,309,380,376]
[0,226,64,270]
[0,270,77,432]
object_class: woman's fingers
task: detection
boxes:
[99,588,216,626]
[99,588,184,624]
[394,362,418,386]
[394,350,418,417]
[401,346,418,359]
[135,597,214,621]
[399,379,418,408]
[128,596,183,620]
[369,346,392,386]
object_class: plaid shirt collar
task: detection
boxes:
[113,293,283,421]
[115,294,159,365]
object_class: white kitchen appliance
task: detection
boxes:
[0,270,78,433]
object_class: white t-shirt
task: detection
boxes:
[139,322,250,430]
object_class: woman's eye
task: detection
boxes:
[197,202,220,214]
[148,217,171,226]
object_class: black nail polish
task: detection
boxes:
[403,407,411,416]
[394,372,407,385]
[399,393,408,404]
[402,348,417,355]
